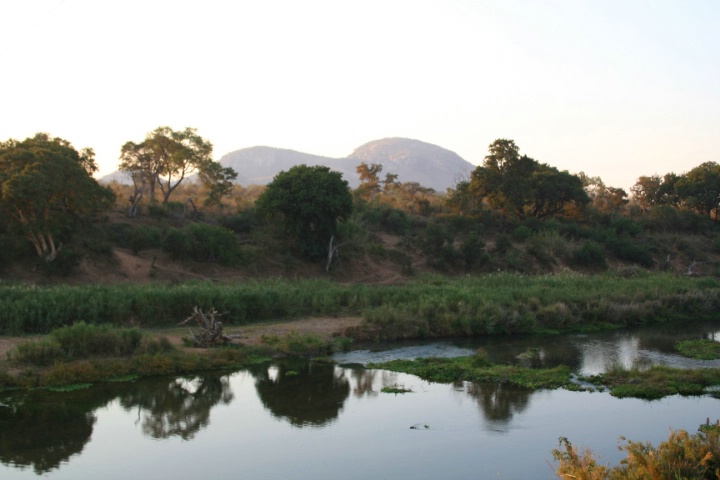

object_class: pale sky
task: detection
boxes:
[1,0,718,191]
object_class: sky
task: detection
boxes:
[1,0,718,191]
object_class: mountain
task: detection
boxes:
[342,138,473,190]
[219,146,336,186]
[99,137,475,192]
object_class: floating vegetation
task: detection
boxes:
[580,364,720,400]
[381,384,413,394]
[675,339,720,360]
[370,355,572,390]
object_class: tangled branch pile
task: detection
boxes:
[178,306,231,347]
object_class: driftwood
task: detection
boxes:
[177,307,231,347]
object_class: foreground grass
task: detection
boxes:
[1,274,718,342]
[553,421,720,479]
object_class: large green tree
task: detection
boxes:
[256,164,353,259]
[0,133,115,261]
[119,127,227,205]
[469,139,588,219]
[676,161,720,219]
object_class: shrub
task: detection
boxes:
[41,246,82,276]
[571,242,607,269]
[220,209,260,234]
[9,322,148,365]
[128,225,164,254]
[553,423,720,479]
[611,218,643,237]
[163,223,242,265]
[460,232,488,270]
[512,225,534,242]
[604,237,654,268]
[492,234,512,254]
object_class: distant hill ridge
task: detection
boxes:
[100,137,475,192]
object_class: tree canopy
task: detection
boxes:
[256,164,353,259]
[119,127,232,206]
[0,133,115,261]
[469,139,588,219]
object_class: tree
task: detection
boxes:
[528,165,589,218]
[119,127,215,204]
[256,164,353,259]
[676,162,720,220]
[0,133,115,261]
[631,175,663,212]
[580,173,627,215]
[631,174,680,212]
[198,161,238,207]
[469,139,588,219]
[355,162,383,201]
[470,139,535,218]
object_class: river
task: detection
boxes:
[1,321,719,479]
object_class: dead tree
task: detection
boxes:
[177,307,231,347]
[685,260,707,277]
[326,235,345,272]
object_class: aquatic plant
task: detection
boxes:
[583,364,720,400]
[675,339,720,360]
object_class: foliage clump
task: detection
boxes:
[8,322,171,366]
[675,339,720,360]
[553,421,720,479]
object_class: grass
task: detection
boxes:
[1,274,718,341]
[581,364,720,400]
[675,339,720,360]
[368,354,573,390]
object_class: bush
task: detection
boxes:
[604,237,654,268]
[460,232,488,270]
[220,209,260,234]
[611,218,643,237]
[9,322,147,365]
[553,423,720,479]
[512,225,534,242]
[571,242,607,269]
[41,246,82,277]
[163,223,242,265]
[128,225,164,254]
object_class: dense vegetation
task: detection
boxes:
[553,421,720,479]
[0,274,717,337]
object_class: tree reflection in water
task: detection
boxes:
[0,388,118,474]
[252,361,350,427]
[463,381,532,432]
[118,373,234,440]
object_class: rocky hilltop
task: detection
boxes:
[101,137,475,192]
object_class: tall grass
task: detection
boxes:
[1,274,718,338]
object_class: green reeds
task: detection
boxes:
[1,274,718,339]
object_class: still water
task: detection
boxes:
[1,323,719,480]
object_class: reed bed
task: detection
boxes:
[1,273,718,337]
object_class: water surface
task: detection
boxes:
[2,321,719,479]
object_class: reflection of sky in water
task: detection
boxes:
[333,342,475,365]
[334,323,720,376]
[574,335,720,376]
[4,322,720,479]
[2,367,718,480]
